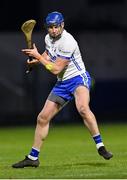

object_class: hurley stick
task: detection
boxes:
[21,19,36,73]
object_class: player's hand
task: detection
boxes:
[22,43,42,60]
[26,58,40,69]
[27,58,39,65]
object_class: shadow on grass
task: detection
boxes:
[72,162,107,167]
[43,161,108,169]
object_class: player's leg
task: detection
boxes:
[12,99,62,168]
[74,86,113,160]
[74,86,99,135]
[32,99,62,150]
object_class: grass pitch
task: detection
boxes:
[0,123,127,179]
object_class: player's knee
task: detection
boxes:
[78,105,90,118]
[37,113,49,126]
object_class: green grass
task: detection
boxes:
[0,123,127,179]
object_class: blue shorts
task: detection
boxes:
[50,72,91,102]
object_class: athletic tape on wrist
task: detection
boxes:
[45,63,53,71]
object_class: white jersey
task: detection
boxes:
[45,29,86,81]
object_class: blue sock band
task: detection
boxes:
[29,148,39,158]
[93,134,102,144]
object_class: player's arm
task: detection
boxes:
[26,51,47,66]
[22,44,69,75]
[39,50,69,74]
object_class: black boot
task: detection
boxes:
[98,146,113,160]
[12,156,40,168]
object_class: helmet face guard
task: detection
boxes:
[45,11,64,27]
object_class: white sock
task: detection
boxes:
[96,142,104,149]
[28,155,38,160]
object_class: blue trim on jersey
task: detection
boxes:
[70,55,91,88]
[45,49,56,61]
[71,55,82,71]
[57,54,71,60]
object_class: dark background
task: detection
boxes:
[0,0,127,125]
